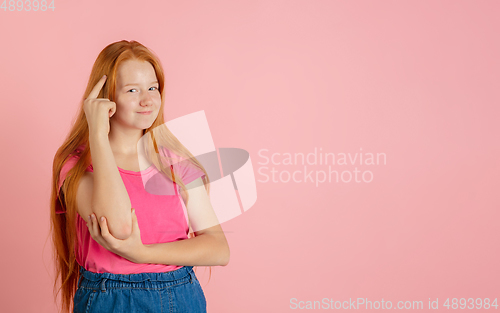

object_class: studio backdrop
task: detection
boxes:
[0,1,498,312]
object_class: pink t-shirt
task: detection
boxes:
[57,144,205,274]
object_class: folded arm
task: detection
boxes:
[87,177,230,266]
[77,134,133,240]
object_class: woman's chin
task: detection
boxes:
[140,122,155,131]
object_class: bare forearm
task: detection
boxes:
[142,233,230,267]
[89,133,132,239]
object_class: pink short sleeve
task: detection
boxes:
[58,155,79,191]
[56,151,93,214]
[178,158,206,184]
[161,148,205,185]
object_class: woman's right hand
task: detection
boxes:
[83,75,116,137]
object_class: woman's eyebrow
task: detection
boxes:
[123,81,158,87]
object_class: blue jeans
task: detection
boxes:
[74,265,207,313]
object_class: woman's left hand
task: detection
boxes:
[87,208,147,264]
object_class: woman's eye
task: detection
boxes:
[128,87,157,92]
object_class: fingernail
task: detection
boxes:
[101,217,104,222]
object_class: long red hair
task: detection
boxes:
[50,40,211,313]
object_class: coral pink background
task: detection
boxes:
[1,1,499,312]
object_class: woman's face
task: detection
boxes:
[113,59,161,131]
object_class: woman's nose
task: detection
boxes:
[140,93,153,106]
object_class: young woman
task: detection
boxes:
[50,40,229,313]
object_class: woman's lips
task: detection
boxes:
[137,111,152,115]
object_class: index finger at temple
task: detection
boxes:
[87,75,107,99]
